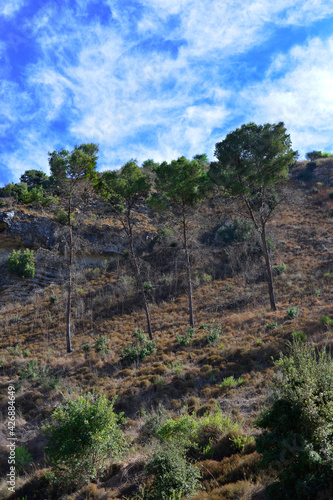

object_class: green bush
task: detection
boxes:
[176,327,196,346]
[256,341,333,498]
[7,249,35,278]
[220,375,244,388]
[15,446,33,473]
[286,306,299,319]
[215,218,253,246]
[201,322,221,345]
[43,394,126,487]
[146,443,201,500]
[319,316,333,328]
[273,263,286,275]
[306,151,331,161]
[121,329,156,364]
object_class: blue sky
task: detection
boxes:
[1,0,333,186]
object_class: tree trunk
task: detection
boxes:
[66,199,73,353]
[182,206,195,328]
[261,224,277,311]
[129,233,153,340]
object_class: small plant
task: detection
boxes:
[43,394,127,487]
[82,343,90,352]
[273,263,287,275]
[15,446,33,473]
[95,336,110,354]
[7,248,35,278]
[6,345,20,356]
[319,316,333,328]
[49,294,58,305]
[265,321,278,330]
[286,306,300,319]
[291,330,307,342]
[220,376,244,388]
[229,434,254,453]
[121,329,156,364]
[143,281,153,292]
[176,327,195,346]
[201,323,221,345]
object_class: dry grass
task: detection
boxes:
[0,173,333,498]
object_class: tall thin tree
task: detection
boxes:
[151,156,208,328]
[209,122,297,311]
[96,160,153,339]
[49,144,99,352]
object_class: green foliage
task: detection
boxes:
[273,263,287,275]
[215,218,253,246]
[146,443,201,500]
[200,322,221,345]
[121,329,156,364]
[153,156,208,208]
[256,341,333,498]
[210,122,297,197]
[291,330,307,342]
[176,327,196,346]
[97,160,151,213]
[156,414,199,446]
[306,150,332,161]
[20,169,48,186]
[320,316,333,328]
[53,208,72,225]
[286,306,300,319]
[43,394,126,487]
[220,376,244,388]
[15,446,33,473]
[20,360,61,389]
[49,144,98,191]
[94,336,110,354]
[7,249,35,278]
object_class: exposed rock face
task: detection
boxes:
[0,210,58,250]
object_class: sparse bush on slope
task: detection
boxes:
[256,341,333,499]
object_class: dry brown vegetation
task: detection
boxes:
[0,161,333,499]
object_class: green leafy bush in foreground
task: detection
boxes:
[43,394,127,488]
[256,341,333,499]
[7,248,35,278]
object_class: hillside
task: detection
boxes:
[0,158,333,499]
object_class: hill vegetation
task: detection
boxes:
[0,125,333,499]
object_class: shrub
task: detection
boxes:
[291,330,307,342]
[319,316,333,328]
[43,394,126,487]
[146,443,201,500]
[306,151,331,161]
[286,306,299,319]
[215,218,253,246]
[273,263,286,275]
[201,323,221,345]
[15,446,33,473]
[176,327,196,346]
[220,376,244,388]
[7,249,35,278]
[121,329,156,364]
[256,341,333,498]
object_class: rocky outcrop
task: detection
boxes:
[0,210,58,250]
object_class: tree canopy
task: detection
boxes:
[210,122,298,196]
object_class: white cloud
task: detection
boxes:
[241,36,333,156]
[0,0,26,17]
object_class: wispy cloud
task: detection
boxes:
[0,0,26,18]
[241,36,333,156]
[0,0,333,185]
